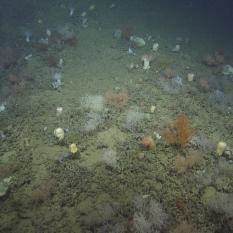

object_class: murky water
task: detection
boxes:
[0,1,233,232]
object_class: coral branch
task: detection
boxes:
[163,113,193,146]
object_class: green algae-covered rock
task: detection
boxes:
[0,176,12,197]
[201,186,217,205]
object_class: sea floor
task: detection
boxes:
[0,1,233,233]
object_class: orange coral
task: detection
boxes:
[141,136,155,150]
[46,54,60,67]
[163,67,176,79]
[121,27,133,41]
[105,91,129,110]
[175,195,187,209]
[0,47,19,69]
[31,178,55,204]
[203,50,225,67]
[8,74,18,84]
[0,163,17,180]
[174,154,202,174]
[7,72,31,96]
[169,223,199,233]
[198,79,209,92]
[163,113,193,146]
[64,35,78,47]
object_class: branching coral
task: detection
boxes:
[169,223,199,233]
[203,50,225,67]
[31,178,55,205]
[163,113,193,146]
[140,136,155,150]
[174,154,202,174]
[105,91,129,110]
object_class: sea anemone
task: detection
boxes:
[69,143,78,154]
[141,54,153,70]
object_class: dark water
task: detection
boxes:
[0,1,233,233]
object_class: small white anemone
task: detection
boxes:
[141,54,153,70]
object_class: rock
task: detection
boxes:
[201,186,216,205]
[113,29,122,40]
[0,176,12,197]
[222,64,233,76]
[130,36,146,47]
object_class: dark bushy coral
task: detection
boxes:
[0,47,19,70]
